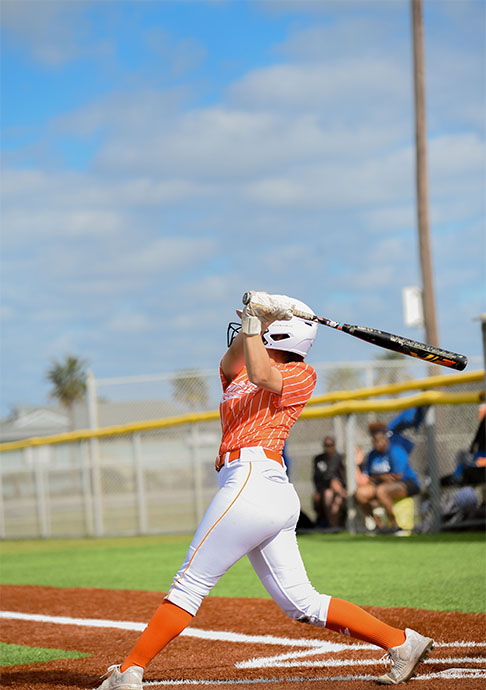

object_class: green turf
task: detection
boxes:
[1,532,484,613]
[0,641,90,667]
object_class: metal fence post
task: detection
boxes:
[0,462,5,539]
[424,405,441,533]
[191,424,204,525]
[86,369,103,536]
[80,441,95,536]
[344,413,358,534]
[86,369,99,429]
[33,446,50,538]
[89,438,104,537]
[132,433,148,534]
[333,416,344,454]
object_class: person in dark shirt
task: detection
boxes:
[470,404,486,463]
[443,403,486,487]
[312,436,347,528]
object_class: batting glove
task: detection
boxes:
[245,291,294,323]
[241,304,264,336]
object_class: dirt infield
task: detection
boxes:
[1,585,485,689]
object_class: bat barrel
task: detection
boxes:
[240,291,467,371]
[347,325,468,371]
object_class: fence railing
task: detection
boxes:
[0,370,483,539]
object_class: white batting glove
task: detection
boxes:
[245,291,294,324]
[241,304,264,335]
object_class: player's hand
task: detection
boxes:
[241,304,264,335]
[245,291,294,324]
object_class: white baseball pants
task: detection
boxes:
[166,447,331,627]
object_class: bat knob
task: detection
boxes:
[242,292,252,305]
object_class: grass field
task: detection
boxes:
[1,531,485,613]
[0,642,89,667]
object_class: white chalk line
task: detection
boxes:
[1,610,484,651]
[235,642,486,670]
[0,611,335,649]
[2,610,485,684]
[238,656,486,669]
[142,669,486,685]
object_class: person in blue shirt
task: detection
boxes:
[354,408,424,532]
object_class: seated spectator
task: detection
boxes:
[354,444,368,487]
[442,404,486,487]
[471,404,486,464]
[354,408,424,532]
[312,436,347,528]
[420,486,481,532]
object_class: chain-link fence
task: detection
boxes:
[286,392,484,533]
[79,359,447,429]
[1,368,483,539]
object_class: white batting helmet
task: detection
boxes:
[262,299,318,358]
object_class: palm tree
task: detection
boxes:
[46,354,88,429]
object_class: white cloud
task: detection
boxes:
[429,133,486,179]
[243,144,414,209]
[91,105,406,178]
[178,275,234,303]
[5,168,214,209]
[228,59,409,120]
[2,206,128,241]
[0,305,14,321]
[362,205,415,233]
[274,14,404,61]
[44,331,80,360]
[107,312,152,334]
[1,0,484,414]
[105,236,217,276]
[143,27,206,77]
[1,0,101,66]
[53,89,188,138]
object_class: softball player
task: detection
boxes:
[98,291,433,689]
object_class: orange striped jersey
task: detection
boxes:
[218,361,317,455]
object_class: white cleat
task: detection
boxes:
[376,628,434,685]
[97,664,143,690]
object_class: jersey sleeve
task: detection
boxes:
[389,444,409,476]
[275,362,317,408]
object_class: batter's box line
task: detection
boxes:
[235,642,486,669]
[0,611,337,649]
[1,610,483,652]
[141,668,486,686]
[238,655,486,669]
[3,609,486,685]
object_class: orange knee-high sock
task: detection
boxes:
[326,597,406,650]
[121,600,193,672]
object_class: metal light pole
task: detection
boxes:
[411,0,439,349]
[411,0,441,532]
[473,314,486,394]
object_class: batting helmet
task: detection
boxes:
[262,299,318,358]
[227,298,318,358]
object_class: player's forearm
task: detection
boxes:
[244,335,282,393]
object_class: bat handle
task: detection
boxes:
[242,292,319,323]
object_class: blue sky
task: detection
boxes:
[1,0,485,416]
